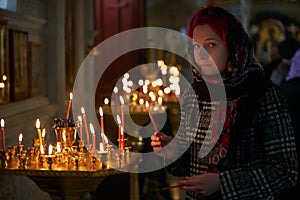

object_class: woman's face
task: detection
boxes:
[192,24,228,76]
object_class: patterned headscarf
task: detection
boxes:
[285,48,300,81]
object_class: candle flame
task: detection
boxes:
[57,142,61,153]
[99,106,103,117]
[145,101,149,108]
[102,132,108,143]
[42,128,46,137]
[77,115,82,122]
[104,98,109,105]
[19,133,23,142]
[113,87,118,94]
[0,119,4,128]
[69,92,73,100]
[81,107,85,114]
[89,123,95,134]
[119,96,124,105]
[35,119,41,129]
[49,144,53,155]
[117,115,121,125]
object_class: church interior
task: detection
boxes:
[0,0,300,199]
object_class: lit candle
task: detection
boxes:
[120,125,124,149]
[117,115,122,148]
[42,128,46,145]
[40,144,45,154]
[77,115,83,141]
[146,101,158,132]
[119,96,125,128]
[99,143,104,152]
[35,119,43,146]
[57,142,61,153]
[90,123,96,155]
[101,132,108,151]
[1,119,5,151]
[99,106,105,133]
[81,107,90,145]
[48,144,53,155]
[66,92,73,120]
[18,133,23,145]
[99,106,107,150]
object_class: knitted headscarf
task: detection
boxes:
[186,4,267,172]
[285,48,300,81]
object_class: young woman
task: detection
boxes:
[151,3,298,200]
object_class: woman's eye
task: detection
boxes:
[208,42,216,48]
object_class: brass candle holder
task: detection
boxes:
[0,118,142,200]
[53,126,77,150]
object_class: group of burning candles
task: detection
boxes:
[0,89,159,157]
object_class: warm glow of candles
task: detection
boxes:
[42,128,46,145]
[77,115,83,140]
[146,101,158,132]
[1,118,5,151]
[81,107,90,145]
[66,92,73,120]
[35,119,43,146]
[158,97,163,105]
[48,144,53,155]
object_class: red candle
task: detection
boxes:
[99,106,106,150]
[81,107,90,145]
[117,115,121,148]
[66,92,73,120]
[119,96,125,128]
[77,115,83,140]
[99,106,105,133]
[120,126,124,149]
[146,101,158,132]
[42,128,46,145]
[1,119,5,151]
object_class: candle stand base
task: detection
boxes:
[0,168,123,200]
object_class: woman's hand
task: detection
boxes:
[150,132,172,151]
[177,173,220,196]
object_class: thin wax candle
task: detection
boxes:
[145,101,158,132]
[77,115,83,141]
[1,119,5,151]
[35,119,43,146]
[81,107,90,145]
[66,92,73,120]
[90,123,96,155]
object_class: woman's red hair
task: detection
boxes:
[187,2,234,52]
